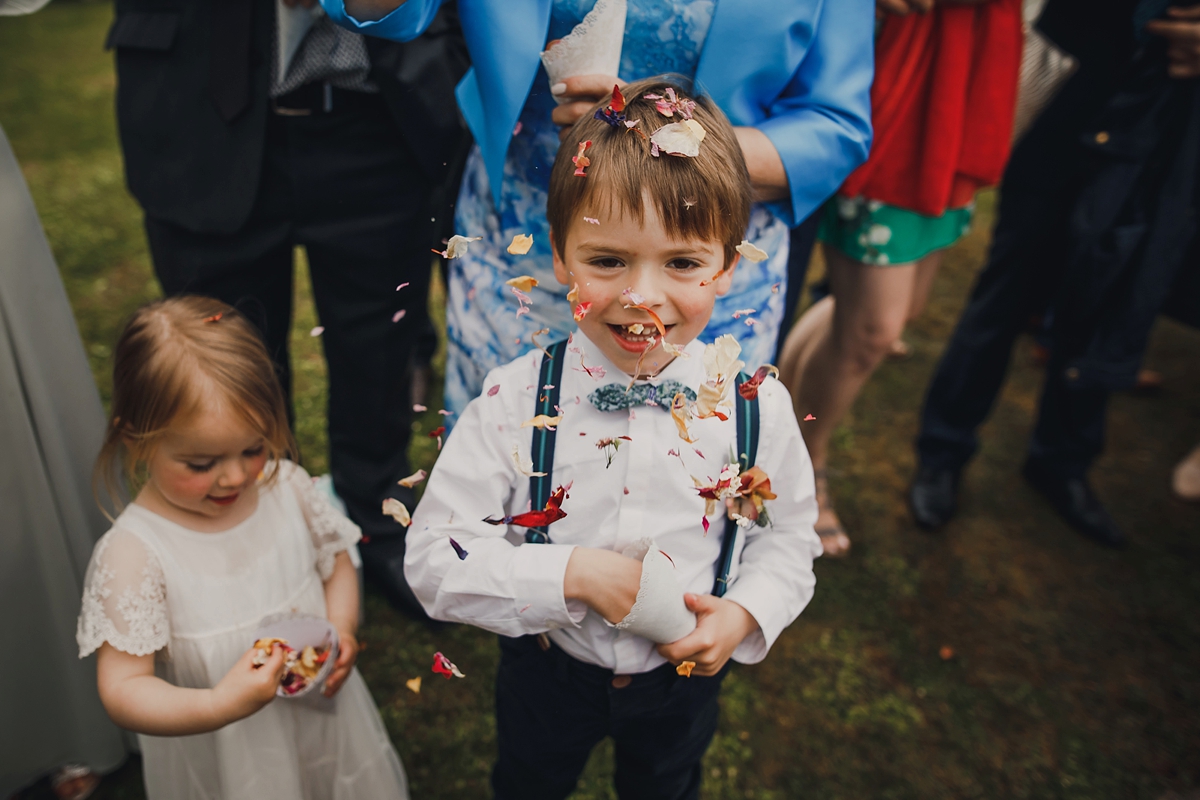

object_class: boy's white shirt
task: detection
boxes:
[406,329,821,675]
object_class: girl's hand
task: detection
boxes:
[323,629,359,698]
[550,74,627,137]
[209,645,285,725]
[656,593,759,677]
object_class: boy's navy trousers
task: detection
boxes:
[492,634,730,800]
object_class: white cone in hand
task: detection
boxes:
[614,539,696,644]
[540,0,627,104]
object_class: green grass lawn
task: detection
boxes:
[4,3,1200,798]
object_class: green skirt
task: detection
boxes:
[818,196,974,266]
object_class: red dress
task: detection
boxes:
[839,0,1025,217]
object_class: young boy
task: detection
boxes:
[406,78,821,800]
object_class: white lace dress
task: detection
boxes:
[75,461,409,800]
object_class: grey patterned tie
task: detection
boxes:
[587,381,697,412]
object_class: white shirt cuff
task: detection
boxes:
[509,543,585,630]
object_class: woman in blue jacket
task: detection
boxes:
[324,0,874,418]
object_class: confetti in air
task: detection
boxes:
[310,326,324,337]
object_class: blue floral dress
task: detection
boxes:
[445,0,790,419]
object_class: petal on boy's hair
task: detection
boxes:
[506,234,534,256]
[382,498,411,527]
[649,119,706,158]
[506,274,538,292]
[735,240,769,262]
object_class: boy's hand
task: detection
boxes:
[656,594,759,677]
[323,629,358,698]
[550,74,627,137]
[209,645,285,726]
[564,547,642,624]
[1146,6,1200,79]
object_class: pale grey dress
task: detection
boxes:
[0,122,128,794]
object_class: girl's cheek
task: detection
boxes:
[249,454,269,480]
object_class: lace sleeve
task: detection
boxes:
[282,461,361,581]
[76,528,170,658]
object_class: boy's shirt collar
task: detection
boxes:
[569,328,708,391]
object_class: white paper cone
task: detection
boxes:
[253,612,339,698]
[540,0,627,104]
[615,538,697,644]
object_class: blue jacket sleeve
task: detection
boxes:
[757,1,874,227]
[321,0,447,41]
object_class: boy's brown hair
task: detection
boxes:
[547,77,752,268]
[94,295,296,516]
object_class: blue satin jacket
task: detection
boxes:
[322,0,874,226]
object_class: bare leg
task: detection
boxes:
[887,250,946,360]
[784,244,921,555]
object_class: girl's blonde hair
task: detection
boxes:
[94,295,297,516]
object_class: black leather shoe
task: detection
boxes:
[909,464,960,530]
[1021,461,1127,548]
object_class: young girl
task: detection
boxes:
[75,296,409,799]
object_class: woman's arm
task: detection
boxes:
[96,643,285,736]
[321,552,360,696]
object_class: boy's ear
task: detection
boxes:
[549,229,571,286]
[713,254,740,297]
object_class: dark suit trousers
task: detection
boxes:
[915,72,1111,480]
[492,635,729,800]
[145,93,432,538]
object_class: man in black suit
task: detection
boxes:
[909,0,1200,547]
[107,0,469,613]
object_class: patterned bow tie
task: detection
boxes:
[588,381,697,412]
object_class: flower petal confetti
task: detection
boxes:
[521,414,564,430]
[413,404,427,412]
[574,301,593,321]
[392,310,407,323]
[382,498,411,527]
[432,234,482,259]
[771,283,781,294]
[677,660,696,677]
[310,326,324,337]
[644,87,696,120]
[406,676,422,694]
[397,469,428,488]
[731,308,757,319]
[650,119,706,158]
[487,384,501,397]
[432,651,465,679]
[803,414,816,421]
[396,282,410,291]
[572,140,593,177]
[530,327,554,359]
[584,216,600,225]
[701,515,710,535]
[511,445,548,477]
[506,275,538,292]
[671,392,698,443]
[594,84,627,127]
[507,234,534,255]
[737,365,779,401]
[484,485,569,528]
[449,537,469,560]
[735,240,769,262]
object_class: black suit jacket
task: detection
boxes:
[107,0,469,235]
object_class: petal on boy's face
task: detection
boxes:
[551,201,735,377]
